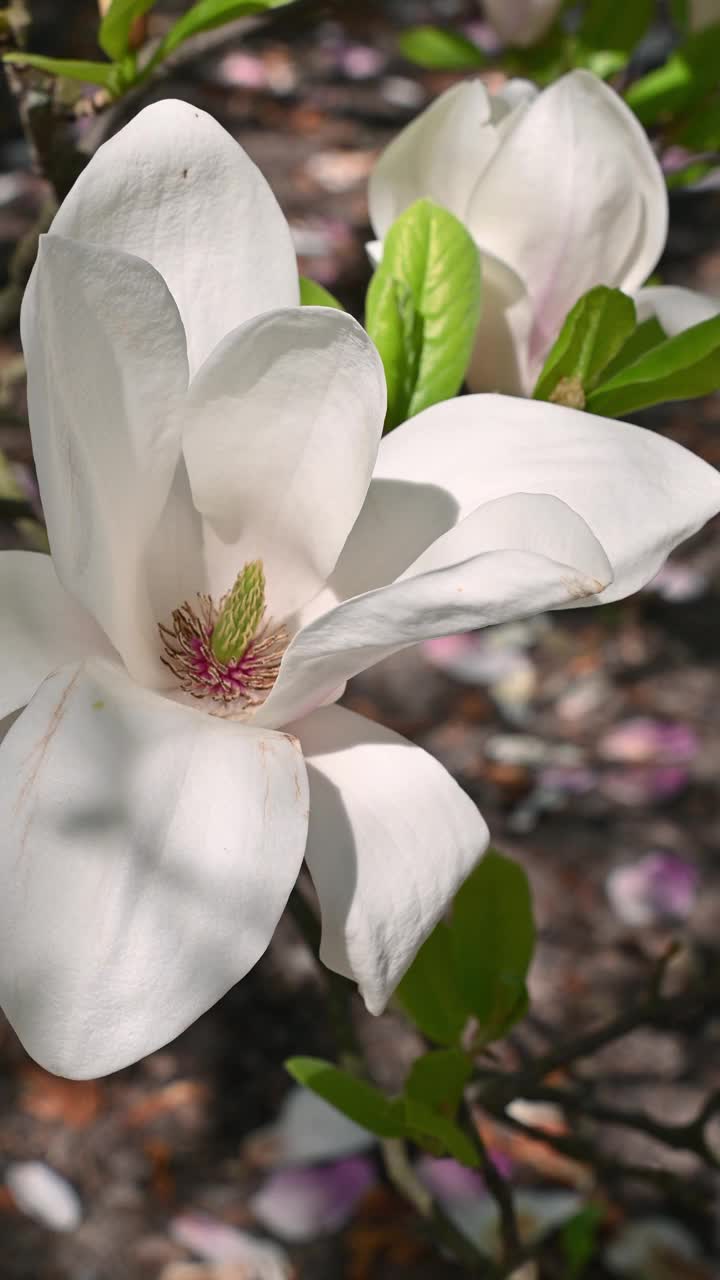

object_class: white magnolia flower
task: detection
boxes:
[368,70,720,396]
[2,100,720,1080]
[483,0,562,47]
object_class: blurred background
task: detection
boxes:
[1,2,720,1277]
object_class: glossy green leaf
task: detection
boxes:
[587,312,720,417]
[599,315,667,383]
[157,0,289,60]
[533,286,637,404]
[366,274,422,434]
[405,1049,471,1115]
[299,277,344,310]
[402,1096,479,1166]
[285,1057,404,1138]
[398,25,486,70]
[395,921,469,1045]
[366,199,482,432]
[3,52,116,86]
[451,850,535,1042]
[98,0,156,59]
[626,24,720,124]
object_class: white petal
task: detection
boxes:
[0,659,309,1078]
[170,1213,293,1275]
[183,307,386,617]
[51,100,298,374]
[466,251,533,394]
[5,1162,83,1232]
[467,71,668,372]
[484,0,564,46]
[332,394,720,608]
[22,235,191,685]
[368,81,499,239]
[0,551,112,718]
[292,706,489,1013]
[635,284,720,335]
[250,1159,375,1241]
[258,492,611,728]
[271,1087,374,1166]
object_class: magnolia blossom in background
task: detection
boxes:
[368,70,720,395]
[2,101,720,1080]
[483,0,562,47]
[689,0,720,29]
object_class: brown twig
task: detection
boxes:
[476,965,720,1112]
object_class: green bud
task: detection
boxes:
[211,560,266,664]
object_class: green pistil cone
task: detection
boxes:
[211,560,266,664]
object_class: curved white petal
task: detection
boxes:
[0,659,309,1078]
[484,0,564,46]
[368,81,499,239]
[0,551,113,718]
[467,71,668,371]
[22,235,192,686]
[331,394,720,607]
[183,308,386,618]
[635,284,720,336]
[292,706,489,1013]
[51,100,299,375]
[257,492,611,727]
[466,251,533,394]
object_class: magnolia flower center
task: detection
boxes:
[159,560,288,707]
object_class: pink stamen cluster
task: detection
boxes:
[159,593,287,707]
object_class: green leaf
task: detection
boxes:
[533,286,637,405]
[561,1205,602,1278]
[405,1049,471,1115]
[599,315,667,383]
[299,277,344,310]
[587,312,720,417]
[451,850,535,1042]
[626,23,720,124]
[579,48,627,78]
[578,0,653,59]
[157,0,289,60]
[401,1096,479,1166]
[395,921,469,1045]
[3,52,116,86]
[366,274,422,433]
[398,25,486,70]
[285,1057,404,1138]
[98,0,156,59]
[366,199,482,432]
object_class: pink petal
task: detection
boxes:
[249,1158,376,1242]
